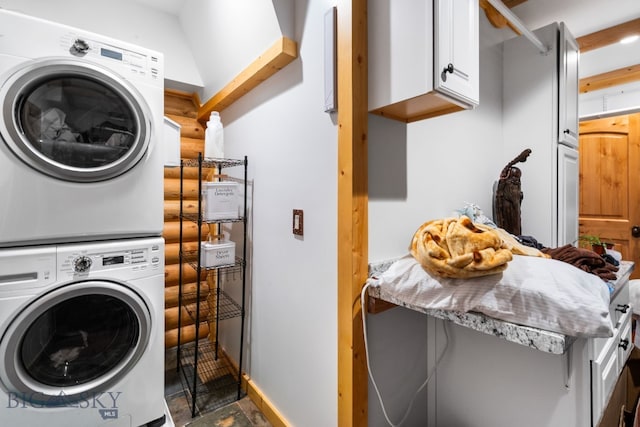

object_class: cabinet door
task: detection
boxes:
[433,0,479,107]
[559,23,579,147]
[558,145,579,246]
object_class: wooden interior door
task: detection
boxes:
[579,113,640,278]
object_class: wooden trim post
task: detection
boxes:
[337,0,368,425]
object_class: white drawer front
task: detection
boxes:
[592,329,619,421]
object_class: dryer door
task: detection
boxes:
[0,280,151,405]
[0,58,151,182]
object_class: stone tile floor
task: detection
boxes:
[165,348,271,427]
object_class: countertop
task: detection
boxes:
[367,258,635,355]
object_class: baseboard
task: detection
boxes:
[207,342,290,426]
[242,374,290,427]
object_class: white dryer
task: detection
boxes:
[0,237,169,427]
[0,9,165,247]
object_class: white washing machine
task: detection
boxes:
[0,237,170,427]
[0,9,165,247]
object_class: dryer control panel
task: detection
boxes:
[60,32,163,84]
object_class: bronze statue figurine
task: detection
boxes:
[493,149,532,236]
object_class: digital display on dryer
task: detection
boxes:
[103,255,125,266]
[101,48,123,61]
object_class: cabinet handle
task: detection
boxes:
[632,225,640,238]
[563,129,571,134]
[616,304,630,314]
[619,339,630,351]
[441,63,454,82]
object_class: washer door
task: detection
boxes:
[0,58,151,182]
[0,280,151,404]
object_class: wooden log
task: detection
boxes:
[164,200,199,220]
[164,90,199,118]
[165,302,210,330]
[165,114,204,140]
[180,137,205,159]
[165,241,200,265]
[164,199,199,221]
[164,263,206,287]
[163,221,208,244]
[165,281,209,308]
[164,178,201,200]
[165,323,209,348]
[164,166,215,180]
[165,305,193,329]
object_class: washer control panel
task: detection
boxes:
[58,239,163,277]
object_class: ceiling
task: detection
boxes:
[511,0,639,38]
[134,0,639,40]
[133,0,185,15]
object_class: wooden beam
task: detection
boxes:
[479,0,525,35]
[501,0,527,7]
[337,0,368,425]
[367,295,397,314]
[577,18,640,53]
[579,63,640,93]
[196,37,298,123]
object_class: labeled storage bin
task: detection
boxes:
[200,239,235,267]
[202,181,239,221]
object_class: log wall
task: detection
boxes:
[163,90,209,348]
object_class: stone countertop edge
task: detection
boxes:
[367,257,635,355]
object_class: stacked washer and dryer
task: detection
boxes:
[0,9,172,427]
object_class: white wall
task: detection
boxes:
[215,1,338,426]
[578,38,640,118]
[179,0,285,101]
[580,80,640,119]
[0,0,203,90]
[508,0,640,118]
[366,15,507,426]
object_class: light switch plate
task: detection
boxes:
[293,209,304,236]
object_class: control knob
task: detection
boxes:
[70,39,90,56]
[73,256,92,273]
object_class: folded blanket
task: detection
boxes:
[410,216,552,279]
[410,216,513,278]
[542,244,618,281]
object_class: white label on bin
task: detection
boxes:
[203,183,239,220]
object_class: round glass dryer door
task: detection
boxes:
[0,58,151,182]
[0,281,151,404]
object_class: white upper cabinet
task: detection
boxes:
[558,22,580,147]
[434,0,480,107]
[368,0,479,123]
